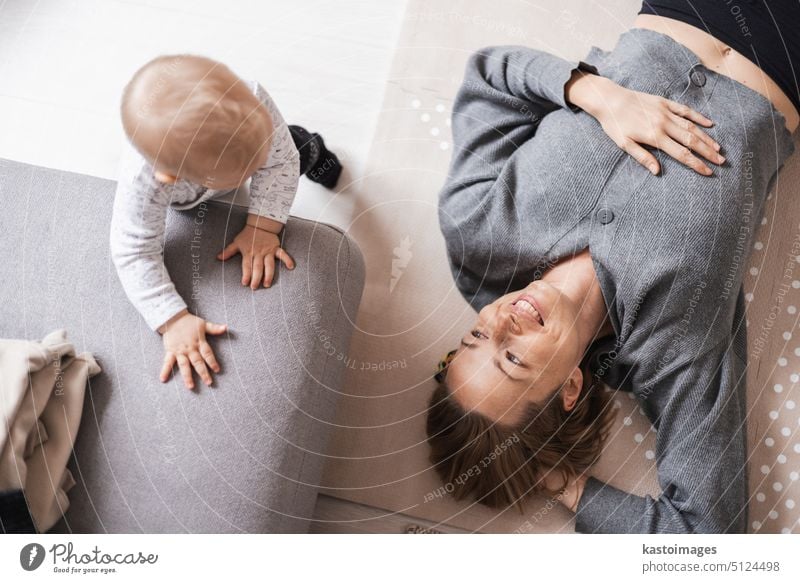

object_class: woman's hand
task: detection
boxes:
[158,309,227,389]
[566,72,725,176]
[217,214,295,290]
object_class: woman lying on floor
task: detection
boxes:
[427,2,798,533]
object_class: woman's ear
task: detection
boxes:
[560,366,584,412]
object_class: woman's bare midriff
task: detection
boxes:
[634,14,799,133]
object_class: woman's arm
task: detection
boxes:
[564,348,749,534]
[439,46,595,304]
[441,45,595,209]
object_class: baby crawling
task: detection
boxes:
[110,54,342,389]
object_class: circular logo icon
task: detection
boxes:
[19,543,46,571]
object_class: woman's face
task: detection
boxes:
[446,280,587,425]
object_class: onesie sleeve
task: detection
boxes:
[247,81,301,224]
[109,142,188,332]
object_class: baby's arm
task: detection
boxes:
[109,157,188,332]
[110,149,226,389]
[217,82,300,288]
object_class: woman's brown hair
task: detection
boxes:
[426,352,616,513]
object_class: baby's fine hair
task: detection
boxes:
[120,54,272,185]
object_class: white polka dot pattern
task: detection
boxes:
[742,209,800,534]
[408,96,452,152]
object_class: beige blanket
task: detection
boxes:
[0,329,100,532]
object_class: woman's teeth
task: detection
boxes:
[515,299,543,325]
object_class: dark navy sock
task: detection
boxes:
[288,125,343,189]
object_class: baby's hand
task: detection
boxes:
[159,309,227,389]
[217,215,295,290]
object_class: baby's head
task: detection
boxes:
[121,54,272,189]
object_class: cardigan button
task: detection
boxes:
[596,207,615,224]
[690,67,706,87]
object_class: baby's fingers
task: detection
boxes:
[263,254,276,288]
[189,350,213,386]
[160,351,176,382]
[241,253,253,286]
[217,241,240,261]
[176,354,195,390]
[204,321,228,336]
[250,253,265,290]
[276,248,295,270]
[199,341,221,373]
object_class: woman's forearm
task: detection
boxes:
[564,70,618,118]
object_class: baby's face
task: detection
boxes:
[153,170,180,185]
[153,143,269,190]
[153,169,244,190]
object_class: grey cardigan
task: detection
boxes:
[438,28,796,533]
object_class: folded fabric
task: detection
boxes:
[0,329,100,532]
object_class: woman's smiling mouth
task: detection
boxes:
[512,294,545,325]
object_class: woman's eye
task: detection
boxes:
[471,329,486,339]
[506,352,521,365]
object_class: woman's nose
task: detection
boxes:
[496,307,521,335]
